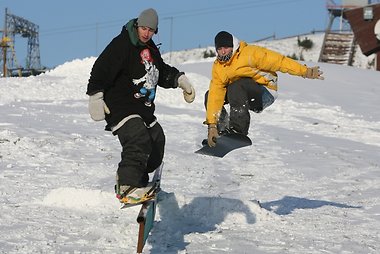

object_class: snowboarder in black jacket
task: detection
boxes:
[86,8,195,202]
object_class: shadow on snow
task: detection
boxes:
[149,191,257,253]
[147,193,362,253]
[260,195,362,215]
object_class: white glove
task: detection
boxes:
[88,92,110,121]
[177,75,195,103]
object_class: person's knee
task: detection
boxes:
[230,78,253,89]
[150,123,165,145]
[146,123,165,173]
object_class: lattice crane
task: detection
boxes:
[1,8,42,77]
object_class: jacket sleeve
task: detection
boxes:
[155,52,181,89]
[205,65,227,125]
[86,35,128,95]
[253,46,307,76]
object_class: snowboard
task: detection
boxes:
[195,132,252,158]
[120,162,163,208]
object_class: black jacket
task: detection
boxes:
[87,18,181,131]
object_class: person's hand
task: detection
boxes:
[304,66,324,80]
[89,92,110,121]
[207,124,218,147]
[177,74,195,103]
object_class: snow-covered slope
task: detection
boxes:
[0,41,379,253]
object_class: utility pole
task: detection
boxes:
[163,16,174,63]
[2,8,8,77]
[95,22,98,56]
[169,16,173,63]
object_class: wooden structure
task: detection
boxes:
[344,3,380,70]
[319,32,356,65]
[319,2,359,66]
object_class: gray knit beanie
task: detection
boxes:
[137,8,158,31]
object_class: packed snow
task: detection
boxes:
[0,35,379,253]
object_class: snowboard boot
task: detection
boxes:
[115,181,156,204]
[115,173,139,201]
[219,126,244,136]
[217,108,229,134]
[115,183,136,199]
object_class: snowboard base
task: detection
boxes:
[195,133,252,158]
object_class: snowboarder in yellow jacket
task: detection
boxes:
[204,31,324,147]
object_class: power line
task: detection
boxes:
[40,19,123,37]
[160,0,304,18]
[38,0,306,37]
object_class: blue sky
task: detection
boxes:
[0,0,333,68]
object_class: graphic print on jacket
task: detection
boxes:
[133,49,159,107]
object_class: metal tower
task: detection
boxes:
[1,8,41,77]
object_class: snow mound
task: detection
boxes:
[41,187,118,211]
[45,57,96,78]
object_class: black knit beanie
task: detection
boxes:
[214,31,233,49]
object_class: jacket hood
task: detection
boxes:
[232,34,240,55]
[124,18,145,47]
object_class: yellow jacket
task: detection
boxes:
[206,40,308,125]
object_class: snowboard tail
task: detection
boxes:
[195,132,252,158]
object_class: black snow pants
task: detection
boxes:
[205,78,274,135]
[115,117,165,187]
